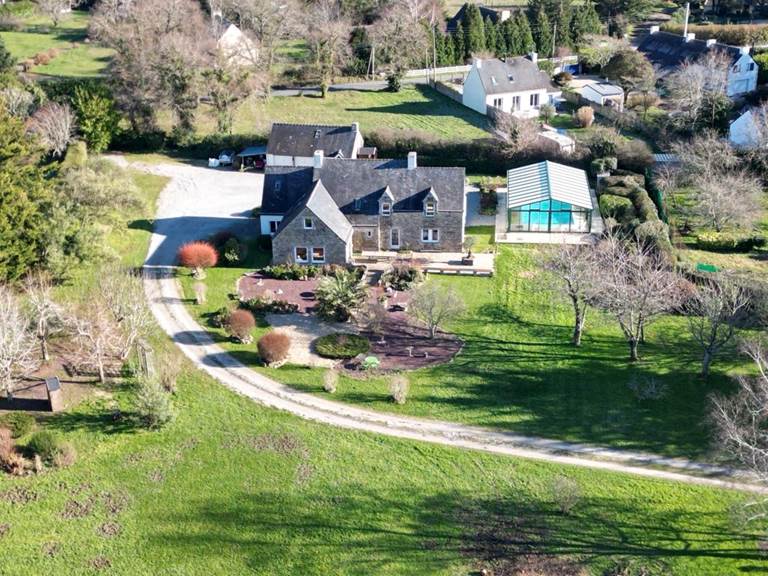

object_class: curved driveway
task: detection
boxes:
[135,159,766,494]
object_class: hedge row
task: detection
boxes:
[694,231,767,252]
[661,23,768,46]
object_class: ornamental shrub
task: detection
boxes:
[599,194,636,223]
[381,263,423,291]
[553,71,572,86]
[222,237,242,265]
[226,309,256,343]
[361,356,380,371]
[26,430,62,463]
[575,106,594,128]
[315,269,367,322]
[389,374,409,405]
[177,241,218,278]
[315,333,370,359]
[258,332,291,365]
[239,298,299,315]
[323,369,338,393]
[135,377,175,429]
[0,413,35,438]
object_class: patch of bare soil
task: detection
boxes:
[42,541,60,557]
[97,522,122,538]
[89,556,112,570]
[227,433,309,459]
[147,469,164,483]
[61,497,94,519]
[101,491,129,516]
[0,523,9,538]
[0,486,38,505]
[294,460,315,487]
[458,504,586,576]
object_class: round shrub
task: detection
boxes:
[553,71,572,86]
[0,413,35,438]
[575,106,594,128]
[226,309,256,343]
[26,430,62,463]
[361,356,381,371]
[382,263,423,291]
[177,241,218,277]
[599,194,636,223]
[257,331,291,366]
[315,333,370,359]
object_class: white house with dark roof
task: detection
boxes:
[729,107,767,148]
[577,82,624,111]
[462,56,561,118]
[260,151,466,264]
[266,123,365,167]
[505,161,597,235]
[638,28,757,97]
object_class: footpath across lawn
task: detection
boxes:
[182,245,753,460]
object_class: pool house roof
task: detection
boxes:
[507,161,592,210]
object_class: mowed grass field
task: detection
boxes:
[180,245,755,461]
[0,166,764,574]
[0,9,113,78]
[192,86,492,141]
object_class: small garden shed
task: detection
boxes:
[506,161,593,233]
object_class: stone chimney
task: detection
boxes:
[685,33,696,42]
[313,149,324,169]
[706,39,717,47]
[351,122,359,133]
[476,58,482,69]
[528,52,538,64]
[649,25,660,34]
[407,151,417,170]
[740,46,751,55]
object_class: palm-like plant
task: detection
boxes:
[315,269,367,322]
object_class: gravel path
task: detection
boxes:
[136,160,767,494]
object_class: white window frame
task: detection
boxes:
[511,96,520,111]
[303,217,314,229]
[390,228,400,249]
[294,246,309,263]
[424,200,436,216]
[311,246,325,264]
[421,228,439,243]
[381,202,392,216]
[530,93,540,107]
[492,97,503,108]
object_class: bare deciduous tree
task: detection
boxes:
[578,35,627,69]
[671,132,763,232]
[35,0,71,27]
[686,275,751,378]
[27,102,75,157]
[202,54,264,134]
[408,282,465,339]
[369,0,430,79]
[495,112,540,154]
[0,87,36,119]
[543,244,597,347]
[0,286,37,398]
[711,341,768,520]
[593,233,686,361]
[23,272,64,363]
[666,50,731,131]
[303,0,351,98]
[68,303,122,384]
[99,265,154,361]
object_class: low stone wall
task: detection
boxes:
[433,81,463,104]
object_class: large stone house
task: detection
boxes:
[261,152,466,265]
[638,28,758,97]
[462,56,562,118]
[266,123,367,167]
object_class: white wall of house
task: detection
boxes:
[727,52,758,97]
[486,89,552,118]
[259,215,283,235]
[579,85,624,111]
[462,65,487,115]
[729,110,760,148]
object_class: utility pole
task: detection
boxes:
[683,2,690,37]
[552,22,557,59]
[432,24,437,84]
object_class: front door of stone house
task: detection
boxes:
[389,228,400,249]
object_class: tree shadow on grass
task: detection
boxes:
[144,484,765,575]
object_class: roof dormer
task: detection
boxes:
[379,186,394,216]
[423,187,438,216]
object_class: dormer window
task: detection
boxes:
[425,201,436,216]
[303,217,314,229]
[381,202,392,216]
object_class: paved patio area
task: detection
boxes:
[355,252,494,276]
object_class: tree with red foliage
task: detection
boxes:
[177,242,218,279]
[257,331,291,366]
[226,309,256,343]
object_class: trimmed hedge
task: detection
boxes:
[599,194,636,223]
[239,298,299,315]
[662,23,768,47]
[695,232,767,252]
[315,333,370,359]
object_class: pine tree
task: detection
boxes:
[555,4,572,49]
[571,2,603,47]
[484,16,499,56]
[463,3,486,58]
[532,8,553,57]
[516,12,536,54]
[453,22,466,63]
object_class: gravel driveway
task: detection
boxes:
[111,156,263,267]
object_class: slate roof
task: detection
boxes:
[276,180,353,242]
[474,57,558,95]
[637,31,744,71]
[507,161,592,210]
[262,158,466,220]
[267,123,360,159]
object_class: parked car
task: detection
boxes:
[218,150,235,166]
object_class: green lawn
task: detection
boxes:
[0,10,113,78]
[191,85,491,141]
[1,158,765,575]
[181,246,755,460]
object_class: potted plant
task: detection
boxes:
[461,237,475,266]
